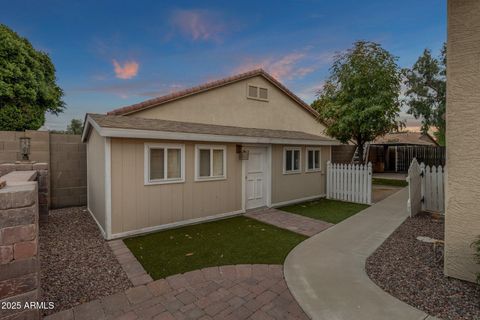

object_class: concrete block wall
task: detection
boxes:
[50,134,87,208]
[0,179,40,320]
[0,131,86,209]
[0,131,49,164]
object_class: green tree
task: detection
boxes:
[312,41,404,163]
[403,44,446,145]
[0,24,64,131]
[66,118,83,135]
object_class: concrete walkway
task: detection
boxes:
[246,208,333,237]
[284,189,437,320]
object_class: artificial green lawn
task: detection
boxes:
[372,178,408,187]
[279,198,369,224]
[123,216,307,279]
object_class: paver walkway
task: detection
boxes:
[109,239,153,286]
[283,188,438,320]
[45,264,308,320]
[245,207,333,237]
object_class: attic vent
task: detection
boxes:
[247,84,269,101]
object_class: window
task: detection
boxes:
[144,143,185,185]
[306,148,321,172]
[195,145,227,181]
[247,84,269,101]
[283,147,301,174]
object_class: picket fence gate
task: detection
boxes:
[326,161,372,205]
[407,158,445,216]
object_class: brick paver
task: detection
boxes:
[109,239,153,286]
[245,208,333,236]
[44,265,308,320]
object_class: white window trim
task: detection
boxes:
[195,144,227,181]
[283,146,302,174]
[246,83,269,102]
[305,147,322,172]
[144,143,185,185]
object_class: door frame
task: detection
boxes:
[241,144,272,211]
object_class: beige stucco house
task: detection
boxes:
[82,69,338,239]
[444,0,480,283]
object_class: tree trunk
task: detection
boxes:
[357,142,365,165]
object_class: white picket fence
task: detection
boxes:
[407,158,445,216]
[326,161,372,205]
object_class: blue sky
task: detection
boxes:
[1,0,446,130]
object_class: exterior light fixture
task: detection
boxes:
[20,137,31,161]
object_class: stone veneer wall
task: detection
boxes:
[0,163,49,222]
[0,131,86,209]
[0,175,40,320]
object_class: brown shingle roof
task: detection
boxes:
[107,69,320,118]
[88,114,335,142]
[372,132,438,146]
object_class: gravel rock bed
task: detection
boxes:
[366,214,480,320]
[39,207,132,316]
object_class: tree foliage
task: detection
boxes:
[312,41,403,163]
[403,44,446,145]
[0,24,64,131]
[66,118,83,135]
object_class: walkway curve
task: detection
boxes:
[284,189,437,320]
[46,264,308,320]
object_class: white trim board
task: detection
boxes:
[105,137,112,239]
[87,208,107,239]
[82,115,339,146]
[109,209,245,239]
[270,194,325,208]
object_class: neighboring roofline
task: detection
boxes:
[82,115,339,146]
[371,131,440,147]
[106,69,321,120]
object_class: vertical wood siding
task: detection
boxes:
[110,139,242,235]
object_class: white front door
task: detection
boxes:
[245,147,268,210]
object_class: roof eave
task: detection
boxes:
[88,125,339,146]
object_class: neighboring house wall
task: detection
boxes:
[445,0,480,282]
[129,76,327,137]
[271,145,330,205]
[86,129,106,232]
[0,131,87,208]
[110,138,242,236]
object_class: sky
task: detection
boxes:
[0,0,446,131]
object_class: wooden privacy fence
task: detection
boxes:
[407,158,445,216]
[327,161,372,205]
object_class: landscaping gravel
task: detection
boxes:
[366,214,480,320]
[39,207,132,316]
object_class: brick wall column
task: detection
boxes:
[0,182,39,320]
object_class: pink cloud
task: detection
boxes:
[171,9,225,41]
[234,51,332,82]
[112,59,139,79]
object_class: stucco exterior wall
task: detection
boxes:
[129,76,327,137]
[110,138,242,236]
[444,0,480,282]
[271,145,330,205]
[86,129,106,231]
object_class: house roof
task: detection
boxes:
[107,69,321,119]
[83,113,338,145]
[372,132,439,146]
